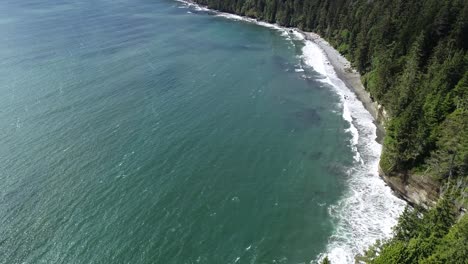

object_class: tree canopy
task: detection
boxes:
[190,1,468,260]
[358,194,467,263]
[194,0,468,183]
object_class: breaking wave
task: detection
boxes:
[300,40,406,263]
[175,1,406,263]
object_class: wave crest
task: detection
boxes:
[300,40,405,263]
[175,1,406,263]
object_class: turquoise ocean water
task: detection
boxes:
[0,0,404,263]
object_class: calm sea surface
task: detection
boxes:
[0,0,356,263]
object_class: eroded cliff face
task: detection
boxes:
[314,32,443,209]
[379,167,440,208]
[192,0,467,210]
[376,102,440,207]
[359,83,441,208]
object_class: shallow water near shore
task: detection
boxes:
[0,0,404,263]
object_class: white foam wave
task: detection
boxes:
[291,30,305,40]
[301,41,361,162]
[176,0,293,43]
[173,1,406,262]
[214,13,290,38]
[175,0,210,11]
[300,39,406,263]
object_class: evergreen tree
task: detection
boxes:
[192,0,468,261]
[321,256,331,264]
[193,0,467,183]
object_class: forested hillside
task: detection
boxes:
[190,0,468,262]
[193,0,468,185]
[357,192,468,263]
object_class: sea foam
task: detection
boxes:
[300,39,405,263]
[176,1,406,263]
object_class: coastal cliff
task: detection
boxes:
[302,32,442,208]
[186,0,467,262]
[191,1,467,210]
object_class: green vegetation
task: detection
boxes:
[357,194,468,263]
[191,0,468,261]
[318,195,467,263]
[193,0,468,183]
[321,256,331,264]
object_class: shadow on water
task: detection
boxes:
[151,65,186,94]
[293,107,321,123]
[300,150,324,161]
[270,55,294,72]
[284,107,322,132]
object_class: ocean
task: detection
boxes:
[0,0,405,263]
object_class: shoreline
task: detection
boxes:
[178,0,388,142]
[176,1,408,262]
[299,31,439,209]
[300,31,386,143]
[177,0,387,143]
[299,31,440,209]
